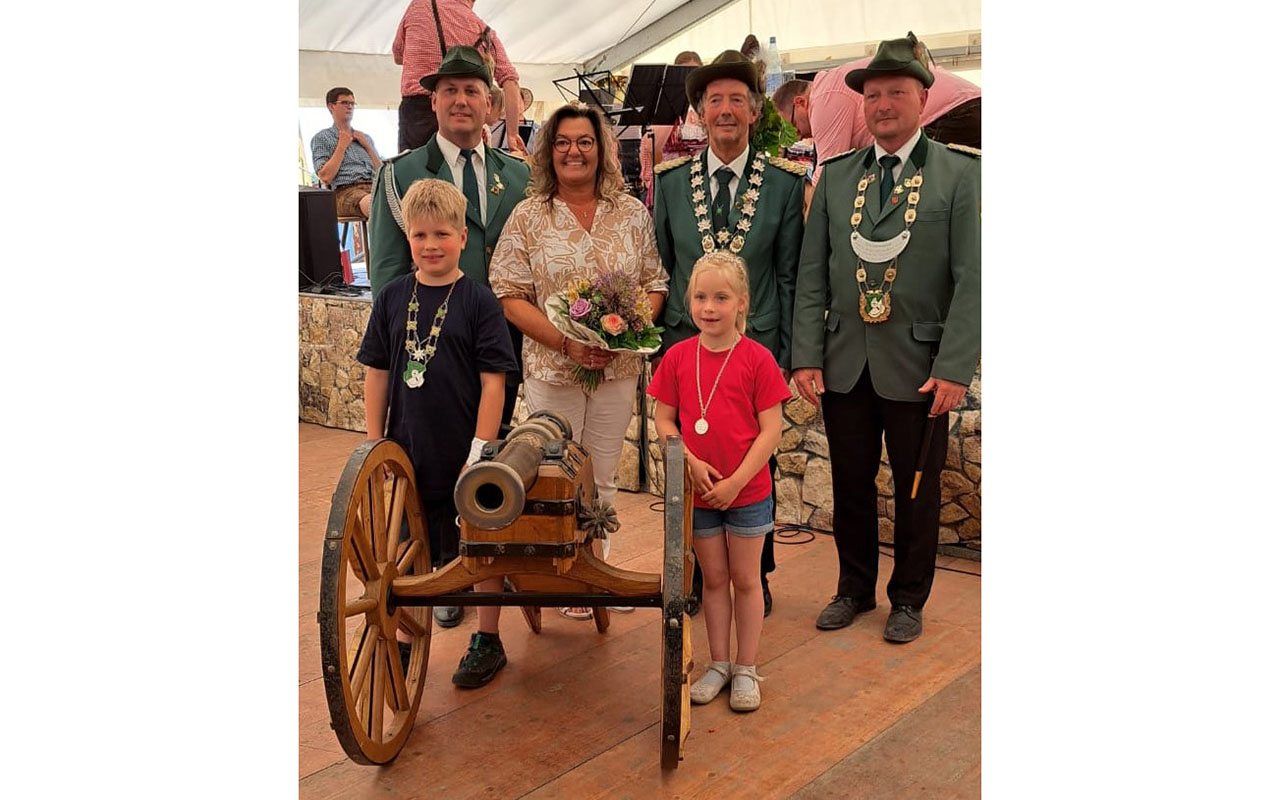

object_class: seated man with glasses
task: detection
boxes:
[311,87,382,220]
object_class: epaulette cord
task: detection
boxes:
[819,146,864,167]
[946,143,981,158]
[767,155,808,176]
[653,155,692,175]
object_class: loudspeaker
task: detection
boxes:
[299,187,342,289]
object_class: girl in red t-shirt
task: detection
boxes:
[648,252,791,712]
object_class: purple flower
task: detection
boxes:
[569,298,592,319]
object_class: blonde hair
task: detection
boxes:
[688,251,750,334]
[400,178,467,233]
[526,103,626,208]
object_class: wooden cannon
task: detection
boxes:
[318,410,695,768]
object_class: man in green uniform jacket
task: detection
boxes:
[652,49,807,617]
[369,46,530,415]
[791,33,980,642]
[367,45,530,629]
[370,46,530,298]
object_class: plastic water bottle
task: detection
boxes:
[764,36,784,95]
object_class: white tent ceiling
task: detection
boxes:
[299,0,981,110]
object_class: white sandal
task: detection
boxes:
[729,664,764,712]
[689,661,731,704]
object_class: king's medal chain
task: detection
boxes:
[849,169,924,323]
[694,333,740,435]
[690,154,765,254]
[402,276,460,388]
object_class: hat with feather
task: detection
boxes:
[845,32,935,94]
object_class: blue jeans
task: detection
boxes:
[692,496,774,539]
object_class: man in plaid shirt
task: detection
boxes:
[393,0,528,154]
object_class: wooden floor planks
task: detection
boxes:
[298,423,981,798]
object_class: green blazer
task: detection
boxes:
[368,137,531,298]
[791,134,980,401]
[653,147,805,368]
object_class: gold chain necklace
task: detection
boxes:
[849,168,924,323]
[402,276,460,388]
[693,333,740,435]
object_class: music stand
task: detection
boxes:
[616,64,694,128]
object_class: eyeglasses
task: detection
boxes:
[553,137,596,153]
[334,101,357,108]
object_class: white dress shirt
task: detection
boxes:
[705,145,753,206]
[872,128,922,184]
[436,136,489,224]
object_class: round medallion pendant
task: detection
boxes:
[694,418,709,435]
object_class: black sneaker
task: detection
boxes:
[451,632,507,688]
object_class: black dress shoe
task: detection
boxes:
[815,596,876,630]
[434,605,463,628]
[762,577,773,618]
[884,605,923,643]
[686,591,702,617]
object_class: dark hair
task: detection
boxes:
[325,87,354,106]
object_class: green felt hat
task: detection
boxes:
[420,45,492,91]
[845,32,935,94]
[685,49,762,108]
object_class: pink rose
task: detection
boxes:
[601,313,625,335]
[569,298,592,319]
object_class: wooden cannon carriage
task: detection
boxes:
[318,411,695,768]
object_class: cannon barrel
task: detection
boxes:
[454,411,574,530]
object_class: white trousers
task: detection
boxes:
[522,375,639,560]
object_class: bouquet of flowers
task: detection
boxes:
[545,269,664,392]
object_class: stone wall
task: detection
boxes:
[297,297,981,549]
[612,364,982,550]
[299,293,371,431]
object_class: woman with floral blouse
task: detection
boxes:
[490,104,668,619]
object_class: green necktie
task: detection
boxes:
[459,148,482,224]
[879,154,900,207]
[712,167,734,233]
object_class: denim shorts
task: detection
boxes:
[692,496,774,539]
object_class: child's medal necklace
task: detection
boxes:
[402,276,460,388]
[693,333,740,434]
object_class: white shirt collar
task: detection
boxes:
[706,144,751,179]
[437,136,486,173]
[873,127,922,166]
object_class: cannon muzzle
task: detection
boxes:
[454,411,573,530]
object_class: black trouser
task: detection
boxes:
[923,97,981,150]
[501,323,524,430]
[398,494,460,570]
[398,95,439,153]
[821,366,948,608]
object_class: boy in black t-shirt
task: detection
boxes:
[356,179,517,688]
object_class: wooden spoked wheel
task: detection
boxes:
[319,439,432,765]
[659,437,694,769]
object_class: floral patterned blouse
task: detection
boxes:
[489,192,668,385]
